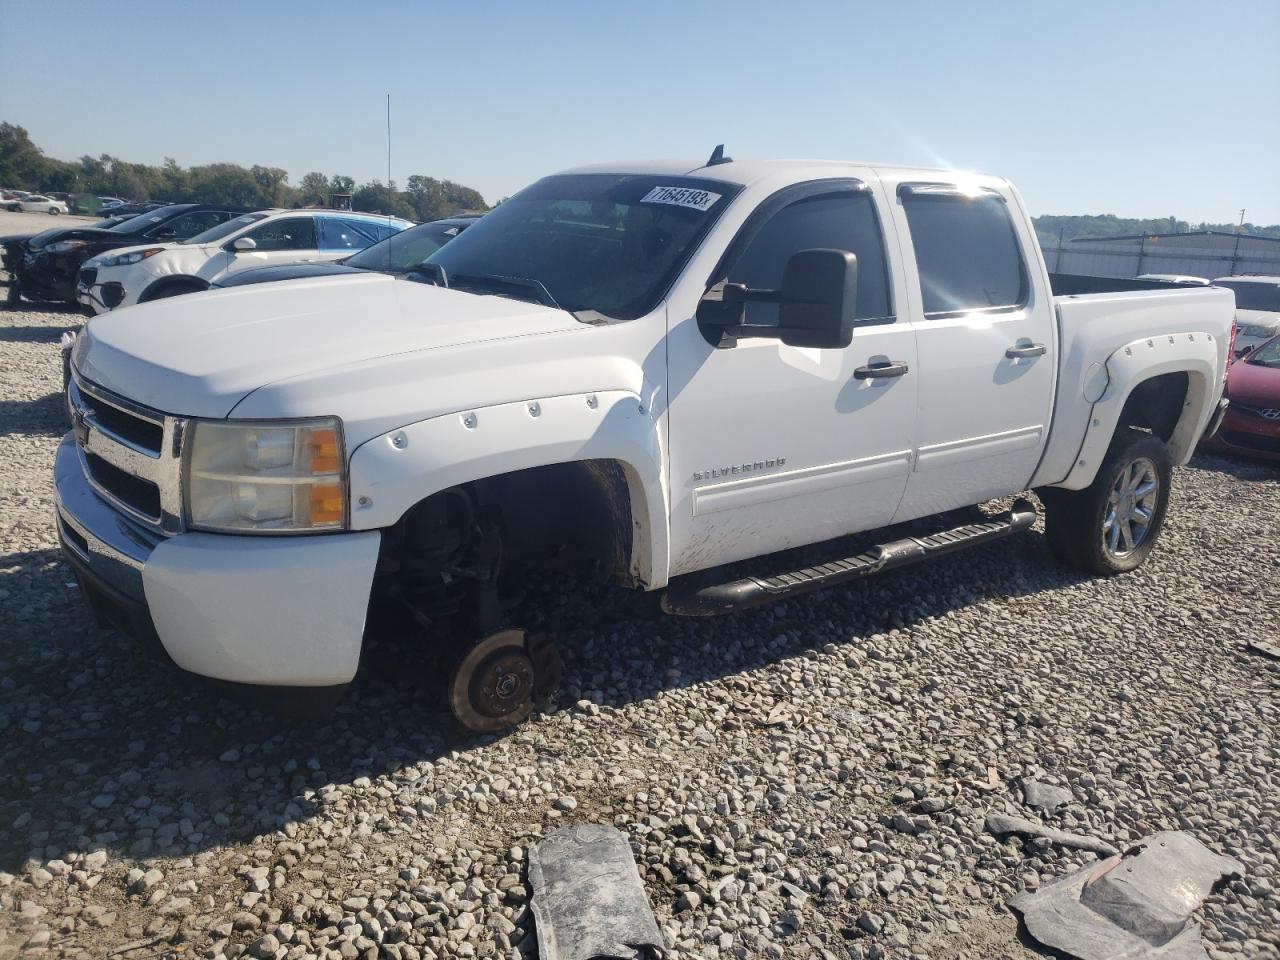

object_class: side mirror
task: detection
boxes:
[696,249,858,349]
[231,237,257,252]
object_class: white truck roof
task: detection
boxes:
[559,156,999,188]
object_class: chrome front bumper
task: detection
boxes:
[54,432,163,609]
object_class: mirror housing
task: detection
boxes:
[697,249,858,349]
[230,236,257,252]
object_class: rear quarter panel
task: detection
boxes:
[1032,286,1234,489]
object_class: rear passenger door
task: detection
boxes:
[881,177,1056,522]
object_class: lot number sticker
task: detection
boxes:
[641,186,722,212]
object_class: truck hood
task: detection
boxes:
[74,273,583,417]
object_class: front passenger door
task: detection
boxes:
[218,216,319,279]
[666,180,919,576]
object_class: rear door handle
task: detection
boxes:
[1005,343,1046,359]
[854,360,910,380]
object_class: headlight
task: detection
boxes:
[100,247,164,268]
[185,418,347,533]
[47,240,88,253]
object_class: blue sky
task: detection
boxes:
[3,0,1277,223]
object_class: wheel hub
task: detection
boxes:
[448,629,538,733]
[1103,457,1159,558]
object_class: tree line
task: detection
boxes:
[0,122,487,222]
[1034,213,1280,246]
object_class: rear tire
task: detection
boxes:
[1040,429,1172,575]
[48,207,59,215]
[5,278,21,307]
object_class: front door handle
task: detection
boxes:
[1006,343,1047,359]
[854,360,910,380]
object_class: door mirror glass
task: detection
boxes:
[231,236,257,252]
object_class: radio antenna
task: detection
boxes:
[386,93,393,270]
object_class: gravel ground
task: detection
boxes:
[1,288,1278,960]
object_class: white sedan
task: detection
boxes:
[77,208,414,313]
[6,194,68,215]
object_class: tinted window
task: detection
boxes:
[901,192,1027,316]
[426,174,739,320]
[184,213,268,245]
[245,217,316,251]
[1215,280,1280,313]
[154,210,227,240]
[347,220,469,271]
[317,217,372,252]
[108,204,195,234]
[726,190,892,325]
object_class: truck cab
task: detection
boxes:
[56,154,1234,729]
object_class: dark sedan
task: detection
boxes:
[214,216,478,289]
[4,203,252,306]
[1,213,136,276]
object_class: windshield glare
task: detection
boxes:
[184,213,269,246]
[424,174,740,319]
[107,205,192,234]
[1217,280,1280,313]
[348,221,468,271]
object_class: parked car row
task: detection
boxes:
[2,204,423,309]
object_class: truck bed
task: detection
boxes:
[1049,273,1208,296]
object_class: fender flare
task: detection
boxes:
[346,389,671,588]
[138,274,209,303]
[1053,332,1222,490]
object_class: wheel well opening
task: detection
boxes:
[1118,371,1189,443]
[472,459,636,585]
[139,276,207,302]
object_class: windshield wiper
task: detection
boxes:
[449,273,561,309]
[404,262,449,286]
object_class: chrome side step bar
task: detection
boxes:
[661,499,1039,617]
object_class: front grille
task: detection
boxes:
[1232,403,1280,422]
[68,370,184,535]
[80,267,98,286]
[1220,430,1279,452]
[89,401,163,454]
[85,453,162,520]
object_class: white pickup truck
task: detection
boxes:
[56,152,1235,729]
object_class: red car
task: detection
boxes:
[1202,335,1280,462]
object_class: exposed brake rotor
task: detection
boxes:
[448,629,540,733]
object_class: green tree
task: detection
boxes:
[297,171,330,206]
[0,122,46,188]
[351,179,414,219]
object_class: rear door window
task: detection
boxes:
[900,189,1028,316]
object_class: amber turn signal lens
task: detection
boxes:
[308,427,341,474]
[308,482,344,525]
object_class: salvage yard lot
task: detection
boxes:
[1,285,1278,958]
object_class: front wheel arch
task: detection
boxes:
[137,276,209,303]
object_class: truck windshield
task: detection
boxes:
[1215,280,1280,312]
[423,174,740,320]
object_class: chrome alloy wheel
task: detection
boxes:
[1103,457,1159,558]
